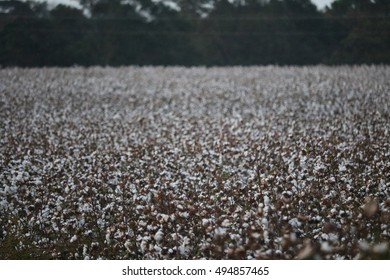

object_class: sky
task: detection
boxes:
[15,0,336,11]
[22,0,82,9]
[312,0,335,10]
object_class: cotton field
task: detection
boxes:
[0,66,389,260]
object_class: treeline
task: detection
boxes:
[0,0,389,67]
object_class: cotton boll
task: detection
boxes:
[105,232,111,245]
[70,235,77,243]
[288,218,301,228]
[154,229,164,243]
[202,219,210,227]
[124,240,132,252]
[261,218,269,230]
[179,237,191,256]
[214,227,226,237]
[264,196,270,206]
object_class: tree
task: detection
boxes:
[326,0,390,64]
[0,1,52,66]
[48,4,94,66]
[201,0,326,65]
[1,0,389,66]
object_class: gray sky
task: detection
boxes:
[311,0,335,10]
[20,0,82,9]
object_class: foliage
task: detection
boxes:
[0,0,389,66]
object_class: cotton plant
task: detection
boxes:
[0,66,389,259]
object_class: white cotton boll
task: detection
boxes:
[4,185,16,195]
[221,219,231,227]
[83,245,88,256]
[321,242,332,253]
[263,230,269,243]
[359,240,369,251]
[339,163,347,172]
[82,203,92,213]
[179,237,191,256]
[146,225,154,231]
[328,233,339,242]
[114,230,125,239]
[108,178,118,186]
[78,217,85,226]
[52,224,59,232]
[105,232,111,245]
[290,232,297,242]
[96,218,104,227]
[261,218,268,229]
[115,185,123,194]
[264,196,270,206]
[33,179,42,186]
[154,230,164,243]
[127,228,134,237]
[214,227,226,237]
[176,204,184,210]
[124,240,132,252]
[0,200,8,210]
[321,233,329,240]
[146,192,153,202]
[288,218,301,228]
[70,235,77,243]
[202,219,210,226]
[161,214,169,222]
[140,239,148,254]
[179,212,189,218]
[14,172,23,182]
[154,245,162,254]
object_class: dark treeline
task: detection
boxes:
[0,0,389,67]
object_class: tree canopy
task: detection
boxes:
[0,0,389,66]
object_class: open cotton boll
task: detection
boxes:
[154,229,164,243]
[70,235,77,243]
[264,196,270,206]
